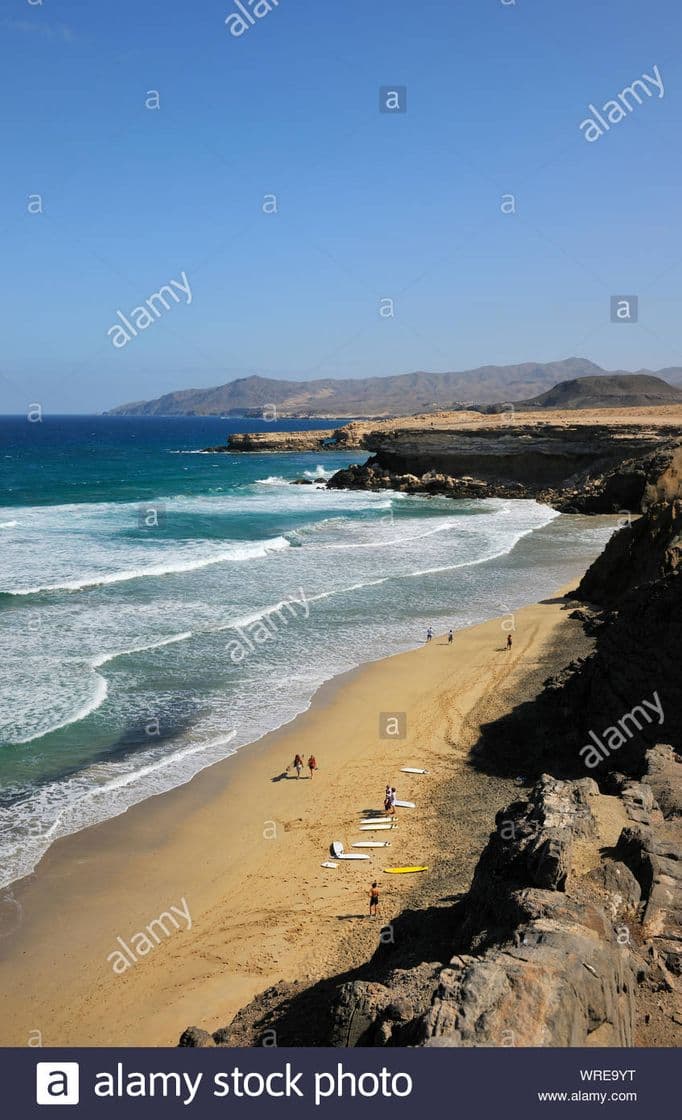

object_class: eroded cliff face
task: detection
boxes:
[207,430,336,453]
[328,426,682,514]
[576,500,682,606]
[474,536,682,783]
[206,413,682,514]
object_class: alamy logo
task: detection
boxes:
[36,1063,80,1105]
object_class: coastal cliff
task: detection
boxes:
[205,430,336,453]
[327,423,682,514]
[216,406,682,514]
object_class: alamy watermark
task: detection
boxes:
[579,66,664,143]
[107,897,191,974]
[107,271,192,349]
[226,589,309,664]
[225,0,281,38]
[579,691,664,769]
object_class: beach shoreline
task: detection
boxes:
[0,568,598,1048]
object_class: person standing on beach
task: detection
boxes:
[369,881,380,918]
[293,753,304,779]
[506,634,513,651]
[307,754,317,779]
[426,627,433,642]
[448,629,453,644]
[387,787,397,816]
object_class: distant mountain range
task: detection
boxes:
[106,359,682,418]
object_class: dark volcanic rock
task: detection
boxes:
[644,744,682,819]
[543,575,682,777]
[322,776,637,1047]
[577,501,682,607]
[328,428,682,514]
[178,1026,216,1047]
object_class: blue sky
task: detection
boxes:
[1,0,680,412]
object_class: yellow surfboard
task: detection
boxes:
[383,866,428,874]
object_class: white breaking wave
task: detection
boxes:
[2,670,109,746]
[4,536,291,596]
[90,631,195,668]
[304,465,335,480]
[0,520,17,529]
[0,731,238,890]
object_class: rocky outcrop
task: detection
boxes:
[576,501,682,606]
[616,764,682,979]
[644,744,682,820]
[207,430,336,453]
[400,776,637,1047]
[180,776,654,1048]
[328,427,682,514]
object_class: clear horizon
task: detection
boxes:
[2,0,681,412]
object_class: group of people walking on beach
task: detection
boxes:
[426,626,513,650]
[292,753,317,779]
[426,626,454,644]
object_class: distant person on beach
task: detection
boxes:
[369,881,380,918]
[448,629,453,644]
[307,754,317,779]
[384,785,392,811]
[387,787,397,816]
[426,627,433,642]
[293,753,304,778]
[506,634,513,651]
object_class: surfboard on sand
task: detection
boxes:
[394,800,416,808]
[360,816,394,824]
[331,841,370,861]
[321,861,338,868]
[359,823,395,831]
[383,866,428,874]
[352,841,389,848]
[400,767,428,774]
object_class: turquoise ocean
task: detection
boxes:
[0,415,614,889]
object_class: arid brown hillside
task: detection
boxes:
[107,360,682,418]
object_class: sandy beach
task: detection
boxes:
[0,579,591,1048]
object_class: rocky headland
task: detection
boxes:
[180,500,682,1048]
[205,430,337,453]
[326,417,682,514]
[215,405,682,514]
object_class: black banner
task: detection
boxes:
[4,1047,675,1117]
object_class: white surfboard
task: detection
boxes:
[359,823,395,831]
[331,841,370,861]
[394,800,416,808]
[352,841,389,848]
[321,861,338,868]
[360,816,394,825]
[400,767,428,774]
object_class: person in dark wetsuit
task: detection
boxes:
[369,881,380,918]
